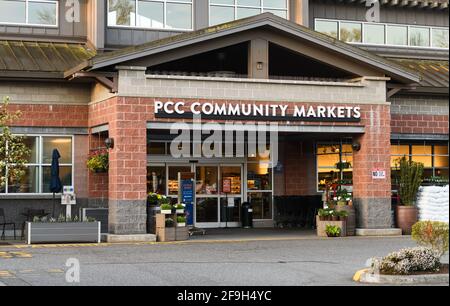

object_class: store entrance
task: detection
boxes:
[147,162,244,228]
[195,164,243,228]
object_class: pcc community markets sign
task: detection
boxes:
[154,101,361,122]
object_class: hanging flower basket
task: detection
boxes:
[87,150,109,173]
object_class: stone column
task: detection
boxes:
[352,104,392,229]
[108,96,148,234]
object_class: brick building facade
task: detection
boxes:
[0,1,448,236]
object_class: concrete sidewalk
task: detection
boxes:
[189,228,318,241]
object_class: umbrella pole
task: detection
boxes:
[52,192,55,218]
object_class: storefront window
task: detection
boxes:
[391,142,449,188]
[317,142,353,191]
[411,145,432,168]
[2,136,73,194]
[247,162,271,191]
[248,192,272,219]
[220,166,241,195]
[7,166,39,193]
[196,198,219,222]
[108,0,193,30]
[42,166,72,193]
[196,166,218,195]
[147,166,166,194]
[168,165,191,195]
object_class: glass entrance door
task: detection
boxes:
[194,164,243,228]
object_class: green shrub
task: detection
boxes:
[374,247,440,275]
[325,225,341,237]
[412,221,449,257]
[177,216,186,223]
[397,156,424,206]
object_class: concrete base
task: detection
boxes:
[102,234,156,243]
[359,270,449,285]
[356,228,402,236]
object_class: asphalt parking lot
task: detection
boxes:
[2,233,446,286]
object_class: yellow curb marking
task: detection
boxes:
[0,271,14,278]
[353,268,369,282]
[0,251,32,259]
[9,252,32,258]
[48,269,64,273]
[19,269,35,274]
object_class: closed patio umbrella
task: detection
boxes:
[50,149,62,218]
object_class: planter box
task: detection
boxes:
[175,227,189,241]
[176,209,185,214]
[177,222,186,227]
[26,222,101,245]
[156,227,175,242]
[316,217,347,237]
[161,210,172,214]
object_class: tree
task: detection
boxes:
[0,96,30,190]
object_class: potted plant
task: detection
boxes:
[160,203,173,214]
[86,149,109,173]
[165,217,174,227]
[335,161,351,171]
[331,210,339,221]
[395,156,424,235]
[325,225,341,237]
[177,215,186,227]
[147,192,159,206]
[318,208,328,221]
[336,188,351,206]
[175,203,185,214]
[338,210,348,221]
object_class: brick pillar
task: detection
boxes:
[108,97,148,234]
[353,105,392,229]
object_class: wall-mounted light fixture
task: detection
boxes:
[352,141,361,152]
[105,137,114,149]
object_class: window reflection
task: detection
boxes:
[410,27,430,47]
[147,166,166,194]
[315,20,338,39]
[42,137,72,164]
[340,22,362,43]
[387,25,408,46]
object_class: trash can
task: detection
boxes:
[241,201,253,228]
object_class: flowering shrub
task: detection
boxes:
[371,247,440,275]
[412,221,449,257]
[86,150,108,173]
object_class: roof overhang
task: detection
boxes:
[74,13,420,84]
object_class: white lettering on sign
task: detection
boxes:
[372,169,386,179]
[155,101,362,121]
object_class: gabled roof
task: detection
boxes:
[0,40,95,78]
[77,13,420,84]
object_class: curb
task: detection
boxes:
[356,270,449,285]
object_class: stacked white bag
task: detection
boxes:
[416,185,449,223]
